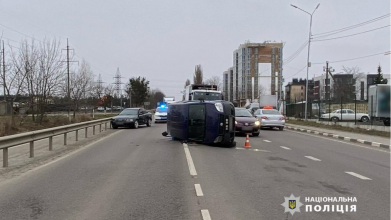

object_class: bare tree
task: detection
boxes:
[28,38,65,124]
[258,84,267,98]
[184,79,190,88]
[204,76,222,91]
[8,39,39,124]
[67,59,93,117]
[193,65,203,84]
[332,66,364,101]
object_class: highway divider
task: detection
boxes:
[0,118,112,167]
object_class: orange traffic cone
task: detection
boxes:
[243,134,251,149]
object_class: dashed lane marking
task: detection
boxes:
[263,140,271,143]
[345,172,372,180]
[194,184,204,197]
[201,209,212,220]
[280,146,291,150]
[305,156,322,161]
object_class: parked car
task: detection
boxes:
[320,109,370,122]
[235,108,261,136]
[254,108,285,131]
[111,108,152,129]
[154,106,167,123]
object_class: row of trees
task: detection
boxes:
[0,37,164,124]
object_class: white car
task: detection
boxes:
[321,109,370,122]
[154,107,168,123]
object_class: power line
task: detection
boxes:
[312,13,390,37]
[283,41,309,65]
[284,65,307,79]
[0,8,64,39]
[312,51,389,65]
[312,25,390,42]
[0,23,42,42]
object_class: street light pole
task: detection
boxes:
[291,3,320,120]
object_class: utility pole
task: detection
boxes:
[67,39,70,119]
[113,67,124,109]
[325,61,329,100]
[61,39,77,121]
[2,41,5,101]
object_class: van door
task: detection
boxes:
[188,104,206,141]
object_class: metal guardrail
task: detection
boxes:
[0,118,112,167]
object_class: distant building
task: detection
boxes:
[285,78,314,103]
[223,42,283,106]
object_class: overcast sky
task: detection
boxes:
[0,0,390,101]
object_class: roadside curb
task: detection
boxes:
[285,125,390,150]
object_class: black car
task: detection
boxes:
[111,108,152,129]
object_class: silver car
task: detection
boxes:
[254,108,285,131]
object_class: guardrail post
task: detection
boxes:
[3,148,8,167]
[76,130,79,141]
[30,141,34,158]
[49,136,53,151]
[99,124,102,133]
[93,126,95,135]
[64,133,67,145]
[85,127,88,138]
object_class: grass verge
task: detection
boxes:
[0,113,115,137]
[287,119,390,138]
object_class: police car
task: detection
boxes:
[154,104,168,123]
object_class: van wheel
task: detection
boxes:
[146,119,152,127]
[279,127,284,131]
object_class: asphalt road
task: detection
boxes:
[0,123,389,220]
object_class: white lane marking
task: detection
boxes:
[288,130,390,153]
[280,146,291,150]
[194,184,204,197]
[345,172,372,180]
[263,140,271,143]
[305,156,322,161]
[183,143,198,176]
[201,209,212,220]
